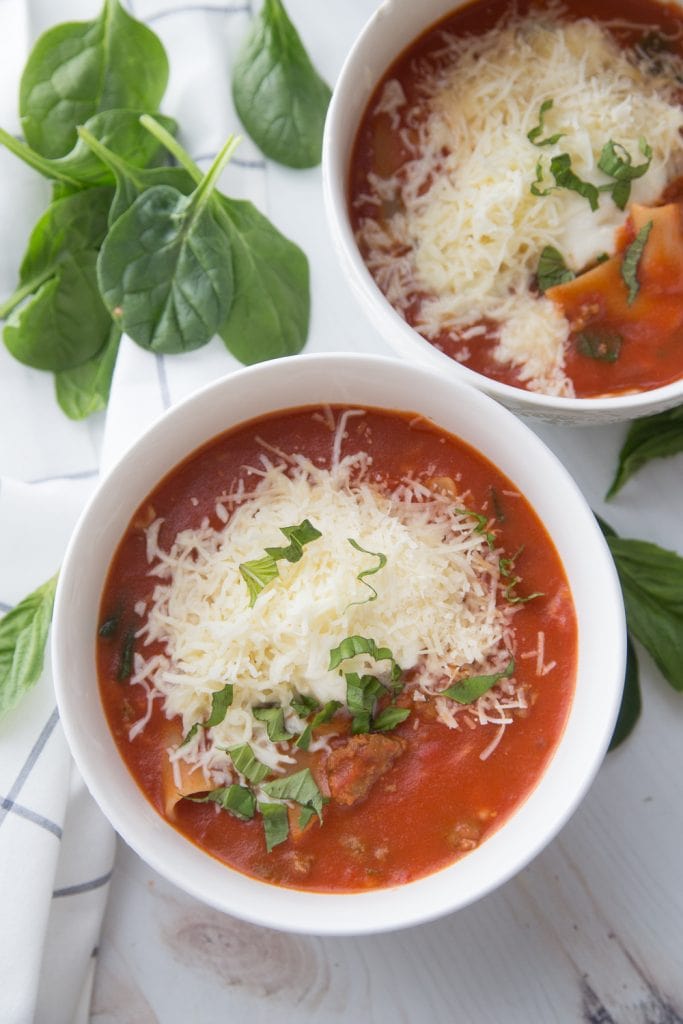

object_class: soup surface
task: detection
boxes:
[349,0,683,399]
[98,406,577,892]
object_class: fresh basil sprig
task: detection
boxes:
[232,0,332,168]
[537,245,575,292]
[606,405,683,498]
[239,519,322,606]
[19,0,169,159]
[621,220,653,305]
[441,658,515,705]
[0,574,58,718]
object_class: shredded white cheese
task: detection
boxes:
[128,413,525,785]
[355,6,683,395]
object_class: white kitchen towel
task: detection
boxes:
[0,0,327,1019]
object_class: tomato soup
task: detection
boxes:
[349,0,683,399]
[97,406,576,892]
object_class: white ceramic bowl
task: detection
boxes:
[52,353,625,935]
[322,0,683,425]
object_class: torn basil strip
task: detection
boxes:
[265,518,322,562]
[226,743,270,784]
[576,329,623,363]
[527,99,564,147]
[454,507,496,549]
[537,246,575,292]
[346,538,387,607]
[621,220,653,305]
[372,706,411,732]
[253,705,291,743]
[206,682,234,727]
[189,784,255,821]
[295,700,341,750]
[239,519,322,606]
[259,801,289,852]
[328,635,402,684]
[598,138,652,210]
[441,658,515,705]
[262,767,325,820]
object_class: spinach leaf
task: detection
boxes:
[606,404,683,498]
[55,324,121,419]
[97,136,238,353]
[0,111,176,189]
[20,0,168,158]
[0,574,58,718]
[78,125,195,226]
[232,0,331,168]
[598,517,683,691]
[608,635,641,751]
[140,115,310,362]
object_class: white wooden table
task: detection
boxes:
[2,2,681,1020]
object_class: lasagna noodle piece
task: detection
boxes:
[355,7,683,395]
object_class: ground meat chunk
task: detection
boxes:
[325,733,407,807]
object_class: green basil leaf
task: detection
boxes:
[576,329,623,362]
[345,672,383,715]
[329,635,402,683]
[608,635,641,751]
[527,99,564,147]
[598,518,683,691]
[206,683,234,727]
[598,138,652,182]
[253,705,291,742]
[55,325,121,420]
[180,722,201,746]
[290,693,320,717]
[537,245,575,292]
[0,574,58,718]
[98,614,119,637]
[606,405,683,498]
[262,767,325,819]
[217,196,309,362]
[346,538,387,607]
[20,0,168,158]
[98,137,238,354]
[298,805,316,829]
[232,0,331,168]
[441,658,515,705]
[454,507,496,549]
[265,519,322,562]
[190,784,255,821]
[530,159,554,198]
[259,801,289,851]
[372,706,411,732]
[621,220,653,305]
[549,154,599,211]
[227,743,270,784]
[296,699,342,748]
[499,548,544,605]
[117,628,135,682]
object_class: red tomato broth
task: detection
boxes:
[97,406,577,892]
[348,0,683,399]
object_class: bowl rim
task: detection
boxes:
[321,0,683,420]
[52,351,626,935]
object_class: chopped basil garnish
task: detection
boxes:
[372,706,411,732]
[227,743,270,783]
[239,518,322,605]
[346,538,387,607]
[259,801,289,851]
[296,699,341,750]
[597,138,652,211]
[117,629,135,682]
[441,658,515,705]
[490,487,505,523]
[253,705,291,743]
[531,154,599,210]
[537,245,575,292]
[189,784,255,820]
[262,767,325,820]
[596,252,610,265]
[527,99,564,147]
[206,682,234,727]
[455,507,496,549]
[328,635,402,684]
[345,671,383,733]
[290,693,320,717]
[621,220,653,305]
[499,548,544,605]
[98,614,119,637]
[180,722,201,746]
[577,329,623,362]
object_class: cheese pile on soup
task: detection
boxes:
[350,0,683,399]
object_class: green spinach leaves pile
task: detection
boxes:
[0,0,310,420]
